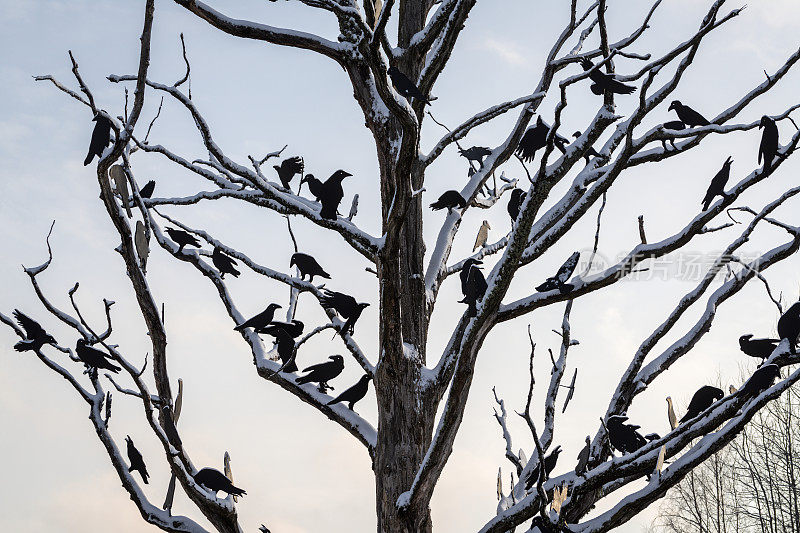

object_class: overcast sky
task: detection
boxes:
[2,1,800,532]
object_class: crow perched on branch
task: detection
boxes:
[296,355,344,391]
[430,190,466,212]
[606,415,647,454]
[739,334,779,361]
[125,435,150,484]
[139,180,155,199]
[701,156,733,211]
[234,303,282,331]
[524,445,562,489]
[507,188,526,222]
[212,247,240,279]
[273,156,304,190]
[327,374,371,410]
[536,251,580,294]
[301,174,324,201]
[661,121,686,150]
[778,301,800,354]
[739,364,781,399]
[258,320,304,339]
[165,228,201,253]
[258,320,304,371]
[515,116,569,162]
[290,252,330,282]
[459,146,492,167]
[460,259,487,317]
[12,310,56,352]
[759,115,779,170]
[679,386,724,424]
[319,289,369,335]
[387,66,431,105]
[84,113,112,165]
[668,100,710,127]
[319,170,352,220]
[76,338,121,373]
[194,468,246,497]
[580,58,636,95]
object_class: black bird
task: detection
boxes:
[536,251,580,294]
[524,445,562,489]
[606,415,647,454]
[580,58,636,95]
[296,355,345,391]
[139,180,155,199]
[318,170,352,220]
[430,190,466,212]
[387,66,430,105]
[507,189,526,222]
[160,406,183,449]
[12,310,56,352]
[516,117,549,162]
[290,253,331,282]
[234,303,282,331]
[258,320,304,339]
[739,334,779,361]
[84,113,112,166]
[125,435,150,484]
[459,146,492,167]
[668,100,710,127]
[301,174,324,201]
[327,374,371,410]
[778,302,800,354]
[701,156,733,211]
[661,121,686,150]
[194,467,246,498]
[459,258,483,295]
[739,364,781,399]
[530,516,559,533]
[75,338,121,373]
[319,289,370,336]
[679,386,724,424]
[575,436,592,476]
[460,260,487,317]
[572,131,601,162]
[269,328,298,372]
[273,156,304,189]
[212,247,240,279]
[165,228,201,253]
[758,115,779,170]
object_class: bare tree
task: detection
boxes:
[4,1,800,532]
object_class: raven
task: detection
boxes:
[319,289,369,335]
[296,355,344,391]
[606,415,647,454]
[460,260,487,317]
[572,131,601,162]
[430,190,466,212]
[273,156,304,189]
[139,180,155,199]
[778,302,800,354]
[507,188,526,222]
[524,445,562,489]
[319,170,352,220]
[739,364,781,399]
[679,386,724,424]
[301,174,324,201]
[701,156,733,211]
[290,252,331,282]
[12,310,56,352]
[739,334,779,360]
[212,247,240,279]
[165,228,201,253]
[580,58,636,95]
[515,116,569,163]
[387,66,430,105]
[536,251,580,294]
[758,115,779,170]
[258,320,303,371]
[125,435,150,484]
[194,467,246,497]
[668,100,710,127]
[327,374,371,410]
[84,113,112,166]
[234,303,282,331]
[575,436,592,476]
[76,338,121,373]
[459,146,492,167]
[258,320,304,339]
[661,121,686,150]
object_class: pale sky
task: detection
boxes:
[2,1,800,532]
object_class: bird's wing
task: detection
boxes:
[14,310,45,338]
[555,252,581,283]
[301,361,328,373]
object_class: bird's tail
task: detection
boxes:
[295,375,312,385]
[109,362,122,373]
[229,485,246,497]
[13,341,27,352]
[320,271,331,279]
[84,152,94,166]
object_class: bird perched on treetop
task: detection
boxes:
[290,252,330,283]
[778,301,800,354]
[84,113,112,166]
[524,445,562,489]
[327,374,371,410]
[536,251,580,294]
[12,310,56,353]
[679,386,724,424]
[758,115,779,171]
[668,100,710,127]
[296,355,344,392]
[125,435,150,484]
[606,415,647,454]
[301,174,324,201]
[273,156,304,190]
[387,66,431,105]
[234,303,282,331]
[473,220,491,251]
[460,259,487,317]
[212,247,240,279]
[739,334,779,361]
[507,188,526,222]
[76,338,121,373]
[319,289,370,336]
[739,364,781,399]
[580,58,636,96]
[165,228,201,253]
[701,156,733,211]
[318,170,352,220]
[194,467,246,498]
[430,190,466,212]
[459,146,492,167]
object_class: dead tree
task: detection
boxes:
[4,1,800,532]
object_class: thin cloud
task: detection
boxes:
[483,38,527,67]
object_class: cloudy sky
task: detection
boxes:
[1,1,800,532]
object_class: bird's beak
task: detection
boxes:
[343,171,353,177]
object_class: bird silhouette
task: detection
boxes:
[536,251,580,293]
[290,253,331,282]
[258,320,304,339]
[580,58,636,95]
[76,338,121,373]
[473,220,491,251]
[234,303,282,331]
[194,467,246,497]
[739,364,780,399]
[160,405,182,449]
[387,66,430,105]
[139,180,155,199]
[12,310,56,352]
[515,117,569,162]
[319,289,369,335]
[125,435,150,484]
[319,170,352,220]
[296,355,344,391]
[212,247,240,279]
[460,260,487,317]
[778,302,800,354]
[758,115,779,170]
[661,121,686,150]
[301,174,324,201]
[273,156,304,190]
[459,146,492,167]
[668,100,710,127]
[84,113,112,165]
[701,156,733,211]
[572,131,600,162]
[327,374,371,410]
[606,415,647,454]
[430,190,466,212]
[739,334,779,361]
[524,445,562,489]
[258,320,303,371]
[507,188,526,222]
[165,228,201,253]
[460,258,482,294]
[575,436,592,476]
[679,386,724,424]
